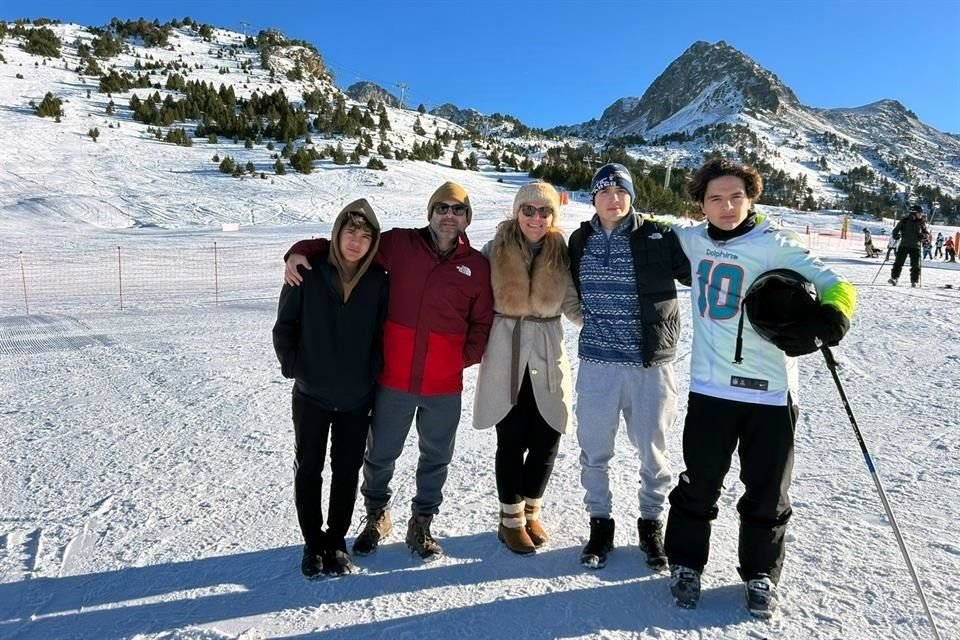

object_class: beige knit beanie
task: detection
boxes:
[427,181,472,225]
[513,180,561,225]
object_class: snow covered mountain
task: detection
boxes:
[1,20,957,234]
[558,41,960,198]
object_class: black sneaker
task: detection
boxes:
[637,518,668,572]
[670,565,701,609]
[745,574,778,618]
[406,515,443,561]
[579,517,614,569]
[352,508,392,556]
[300,545,323,579]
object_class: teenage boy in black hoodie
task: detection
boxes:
[273,199,389,578]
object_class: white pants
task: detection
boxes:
[575,360,678,520]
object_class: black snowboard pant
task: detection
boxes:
[890,246,921,284]
[292,389,371,552]
[495,369,562,505]
[665,392,798,583]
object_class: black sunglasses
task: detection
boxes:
[520,204,554,218]
[433,203,469,217]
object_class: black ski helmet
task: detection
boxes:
[734,269,819,361]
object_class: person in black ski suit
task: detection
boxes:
[888,205,929,287]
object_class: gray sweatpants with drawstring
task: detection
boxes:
[575,360,678,521]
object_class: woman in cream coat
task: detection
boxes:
[474,181,582,555]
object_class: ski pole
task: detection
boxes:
[819,345,941,640]
[871,252,891,284]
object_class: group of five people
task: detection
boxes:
[272,157,856,618]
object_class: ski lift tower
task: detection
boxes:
[664,156,674,190]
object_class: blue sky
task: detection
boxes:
[4,0,958,133]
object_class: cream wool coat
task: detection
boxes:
[473,229,582,434]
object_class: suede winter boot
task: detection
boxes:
[352,508,392,556]
[497,502,535,555]
[524,498,548,547]
[406,514,443,561]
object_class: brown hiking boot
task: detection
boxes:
[524,500,549,547]
[352,508,392,556]
[406,515,443,561]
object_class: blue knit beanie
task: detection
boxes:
[590,163,635,204]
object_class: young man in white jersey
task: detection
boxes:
[665,159,857,617]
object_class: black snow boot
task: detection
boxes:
[637,518,668,572]
[579,517,614,569]
[300,545,323,579]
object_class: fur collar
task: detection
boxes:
[490,229,567,317]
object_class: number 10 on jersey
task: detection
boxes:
[696,260,745,320]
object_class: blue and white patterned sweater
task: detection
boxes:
[578,214,644,365]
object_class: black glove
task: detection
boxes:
[769,304,848,357]
[811,304,849,347]
[772,329,819,357]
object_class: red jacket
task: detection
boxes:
[288,227,493,395]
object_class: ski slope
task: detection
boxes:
[1,191,959,639]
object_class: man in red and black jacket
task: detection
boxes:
[284,182,493,560]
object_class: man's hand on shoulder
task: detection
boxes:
[284,254,312,286]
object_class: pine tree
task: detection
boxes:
[274,158,286,175]
[219,156,236,174]
[367,157,386,170]
[88,127,100,142]
[466,152,479,171]
[34,92,63,119]
[451,151,464,170]
[105,100,115,115]
[417,103,426,114]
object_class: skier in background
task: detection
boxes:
[888,205,929,287]
[934,232,945,258]
[863,228,878,258]
[944,236,956,263]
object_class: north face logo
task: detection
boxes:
[456,265,472,277]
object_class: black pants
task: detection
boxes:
[890,246,921,284]
[495,369,562,505]
[292,389,371,552]
[665,393,798,583]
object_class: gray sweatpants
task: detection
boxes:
[575,360,678,520]
[360,385,462,517]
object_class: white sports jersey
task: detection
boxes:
[674,218,848,407]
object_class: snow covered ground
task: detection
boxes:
[2,184,959,639]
